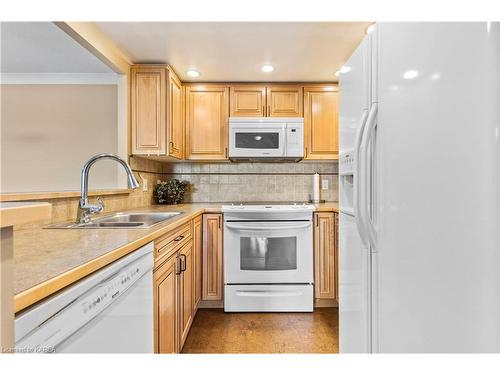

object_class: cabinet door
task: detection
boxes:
[167,68,184,159]
[131,66,166,155]
[178,241,194,350]
[266,85,303,117]
[334,213,339,301]
[153,252,177,353]
[193,216,203,311]
[304,86,339,160]
[202,214,223,301]
[185,85,229,160]
[314,212,336,299]
[230,85,266,117]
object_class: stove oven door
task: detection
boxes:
[224,221,313,284]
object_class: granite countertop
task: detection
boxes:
[13,202,338,313]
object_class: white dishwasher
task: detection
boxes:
[15,242,154,353]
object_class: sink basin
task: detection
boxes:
[46,212,182,229]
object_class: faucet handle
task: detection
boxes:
[97,196,104,210]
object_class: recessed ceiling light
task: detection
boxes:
[366,24,376,35]
[403,70,419,79]
[261,65,274,73]
[187,69,200,78]
[335,65,351,77]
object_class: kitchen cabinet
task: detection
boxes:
[130,65,183,159]
[313,212,337,300]
[334,212,339,301]
[131,66,166,155]
[303,85,339,160]
[153,252,178,354]
[230,85,266,117]
[266,85,303,117]
[185,85,229,160]
[178,241,194,349]
[202,214,224,301]
[193,215,203,310]
[229,84,302,117]
[167,68,184,159]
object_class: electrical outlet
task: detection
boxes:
[142,178,148,192]
[322,178,329,190]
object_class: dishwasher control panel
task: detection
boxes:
[15,245,153,352]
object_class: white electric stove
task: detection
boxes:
[222,203,315,312]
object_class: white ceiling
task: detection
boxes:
[0,22,114,73]
[96,22,371,82]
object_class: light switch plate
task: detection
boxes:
[322,178,329,190]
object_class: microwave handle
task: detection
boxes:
[224,223,311,231]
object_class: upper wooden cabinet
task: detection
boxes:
[229,84,302,117]
[167,70,184,159]
[303,85,339,160]
[130,65,183,159]
[131,66,166,154]
[230,85,266,117]
[266,85,303,117]
[185,85,229,160]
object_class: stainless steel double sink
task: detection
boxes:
[46,211,182,229]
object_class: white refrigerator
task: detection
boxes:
[339,22,500,353]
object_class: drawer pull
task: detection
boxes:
[174,235,185,242]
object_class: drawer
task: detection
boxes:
[155,221,192,263]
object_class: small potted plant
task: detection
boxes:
[154,179,189,205]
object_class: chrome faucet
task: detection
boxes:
[77,153,140,224]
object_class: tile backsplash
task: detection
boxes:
[158,161,338,203]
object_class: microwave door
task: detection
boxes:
[229,126,285,157]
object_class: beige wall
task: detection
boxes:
[1,84,122,193]
[14,157,165,230]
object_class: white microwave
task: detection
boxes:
[228,117,304,161]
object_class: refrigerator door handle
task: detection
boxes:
[354,109,370,246]
[360,103,378,249]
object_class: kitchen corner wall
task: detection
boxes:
[155,160,338,203]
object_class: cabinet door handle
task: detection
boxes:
[225,147,228,158]
[262,105,265,116]
[180,254,187,272]
[176,255,182,275]
[174,235,184,242]
[268,104,271,117]
[218,215,221,229]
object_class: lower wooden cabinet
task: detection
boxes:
[178,240,194,349]
[153,216,202,353]
[202,214,224,301]
[313,212,338,301]
[153,252,178,354]
[193,216,203,310]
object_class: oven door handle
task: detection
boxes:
[224,223,311,231]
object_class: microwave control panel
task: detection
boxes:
[285,124,304,157]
